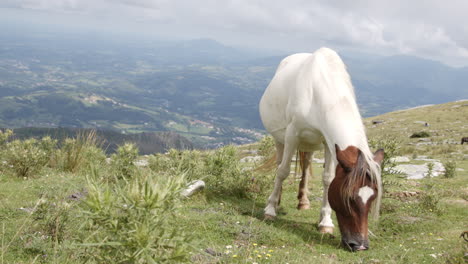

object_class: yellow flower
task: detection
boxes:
[266,254,272,257]
[257,255,262,258]
[253,243,258,246]
[268,249,274,252]
[232,255,238,258]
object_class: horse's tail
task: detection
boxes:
[255,150,312,177]
[254,153,277,171]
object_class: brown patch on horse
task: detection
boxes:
[335,145,360,171]
[329,145,381,251]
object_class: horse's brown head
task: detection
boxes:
[329,145,384,251]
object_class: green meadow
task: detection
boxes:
[0,100,467,263]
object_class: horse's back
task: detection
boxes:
[259,53,312,140]
[260,47,354,148]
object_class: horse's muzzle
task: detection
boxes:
[342,239,369,251]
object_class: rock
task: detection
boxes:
[313,158,325,164]
[414,156,435,161]
[19,207,36,213]
[240,156,263,163]
[414,121,427,125]
[181,180,205,197]
[134,159,148,167]
[205,248,222,256]
[390,156,411,163]
[395,161,445,179]
[68,190,88,201]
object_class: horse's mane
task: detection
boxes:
[340,145,382,221]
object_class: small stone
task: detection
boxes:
[205,248,221,256]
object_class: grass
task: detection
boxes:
[0,100,467,263]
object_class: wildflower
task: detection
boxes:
[232,255,238,258]
[253,243,257,246]
[226,245,233,249]
[266,254,271,257]
[268,249,274,252]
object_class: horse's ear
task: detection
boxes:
[373,149,385,165]
[335,144,359,171]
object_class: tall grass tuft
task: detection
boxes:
[56,130,105,173]
[110,143,139,179]
[443,161,457,178]
[79,170,192,263]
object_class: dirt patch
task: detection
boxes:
[389,191,422,200]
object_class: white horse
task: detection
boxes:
[259,47,384,251]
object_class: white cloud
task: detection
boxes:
[1,0,467,66]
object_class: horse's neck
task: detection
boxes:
[319,105,369,156]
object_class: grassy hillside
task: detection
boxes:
[365,100,468,158]
[0,101,467,263]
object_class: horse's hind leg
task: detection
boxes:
[264,128,298,219]
[275,141,284,206]
[318,145,335,234]
[297,151,312,210]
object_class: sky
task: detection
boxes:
[1,0,468,67]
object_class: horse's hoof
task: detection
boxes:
[297,203,310,210]
[264,214,276,221]
[319,226,334,234]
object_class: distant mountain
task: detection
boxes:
[0,24,467,146]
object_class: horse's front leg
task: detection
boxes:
[264,128,298,219]
[297,151,313,210]
[318,145,335,234]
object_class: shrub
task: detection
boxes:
[149,146,265,198]
[258,136,275,159]
[79,171,192,263]
[443,161,457,178]
[2,138,52,178]
[149,149,205,182]
[369,136,401,177]
[0,128,13,145]
[110,143,139,179]
[410,131,431,138]
[204,145,252,197]
[418,192,443,215]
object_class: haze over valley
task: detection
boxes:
[1,7,467,148]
